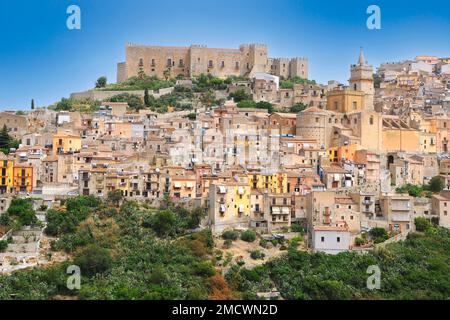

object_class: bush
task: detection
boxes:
[370,227,389,244]
[146,210,177,238]
[7,198,37,226]
[222,230,239,241]
[354,237,365,246]
[74,245,112,277]
[291,224,305,234]
[415,217,431,232]
[250,250,265,260]
[0,213,10,226]
[259,239,268,248]
[240,230,256,242]
[223,239,233,249]
[0,240,8,252]
[427,176,445,193]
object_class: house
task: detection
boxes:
[311,225,351,254]
[431,191,450,228]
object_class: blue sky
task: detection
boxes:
[0,0,449,110]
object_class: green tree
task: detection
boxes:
[148,210,177,237]
[187,208,205,229]
[200,90,216,109]
[163,68,171,81]
[427,176,445,193]
[0,125,11,153]
[370,227,389,243]
[107,93,144,111]
[95,76,107,88]
[0,240,8,252]
[290,102,307,113]
[144,88,151,107]
[74,245,112,277]
[107,190,123,207]
[415,217,431,232]
[241,230,256,242]
[228,89,252,103]
[255,101,275,113]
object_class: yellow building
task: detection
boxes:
[13,164,33,193]
[53,132,82,155]
[382,117,420,152]
[248,172,287,193]
[327,147,339,163]
[419,131,437,153]
[106,172,131,197]
[0,156,14,194]
[326,88,365,113]
[209,181,251,233]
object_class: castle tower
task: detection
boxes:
[349,47,374,110]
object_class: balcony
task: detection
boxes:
[390,213,411,222]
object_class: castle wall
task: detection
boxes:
[118,43,308,81]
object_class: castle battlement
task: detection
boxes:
[117,42,308,82]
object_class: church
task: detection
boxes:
[296,48,420,153]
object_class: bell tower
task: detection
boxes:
[349,47,374,110]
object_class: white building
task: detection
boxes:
[252,72,280,91]
[311,225,351,255]
[56,111,71,126]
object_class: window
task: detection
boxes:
[208,60,213,68]
[352,101,357,110]
[179,59,184,67]
[321,236,325,242]
[151,59,155,66]
[337,237,341,243]
[370,116,374,125]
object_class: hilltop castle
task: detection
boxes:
[116,43,308,82]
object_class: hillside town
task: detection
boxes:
[1,43,450,266]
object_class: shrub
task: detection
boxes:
[222,230,239,241]
[0,213,10,226]
[240,230,256,242]
[415,217,431,232]
[354,237,365,246]
[223,239,233,249]
[259,239,268,248]
[74,245,112,277]
[250,250,265,260]
[0,240,8,252]
[291,224,305,233]
[427,176,444,193]
[147,210,177,238]
[370,227,389,244]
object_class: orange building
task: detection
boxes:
[13,164,34,193]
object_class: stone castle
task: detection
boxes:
[117,43,308,82]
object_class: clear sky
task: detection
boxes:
[0,0,449,110]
